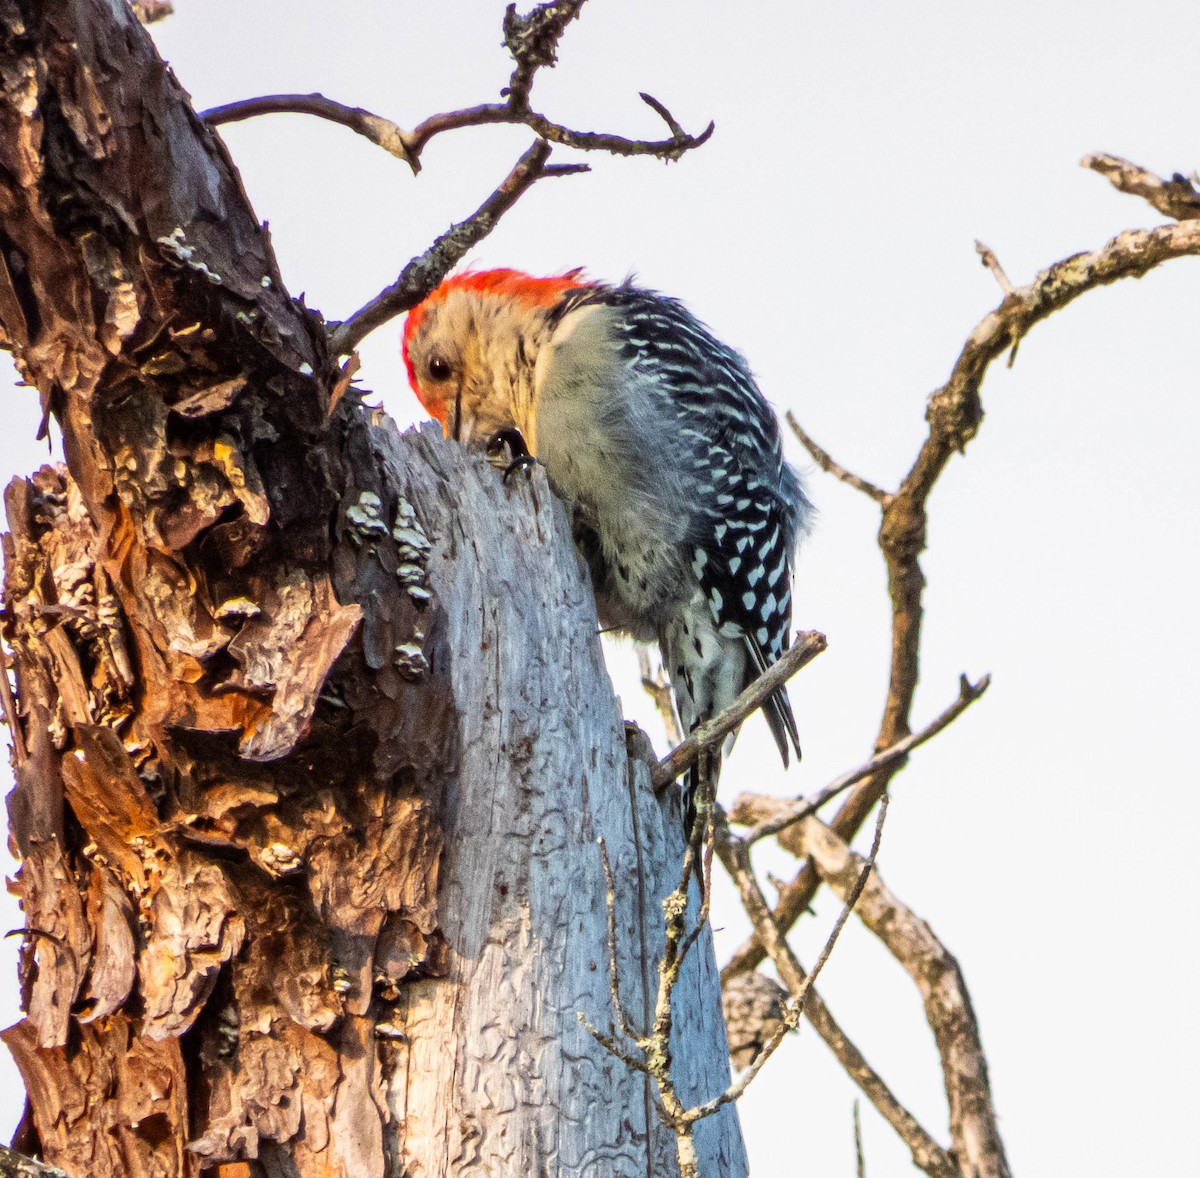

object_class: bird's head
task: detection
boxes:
[402,268,588,448]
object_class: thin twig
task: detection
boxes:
[651,631,826,789]
[202,93,419,172]
[974,240,1015,294]
[405,97,714,165]
[734,674,989,846]
[596,837,640,1041]
[785,412,888,504]
[1083,153,1200,221]
[677,755,716,969]
[854,1100,866,1178]
[725,197,1200,983]
[686,797,889,1124]
[637,647,683,747]
[644,800,705,1174]
[713,814,959,1178]
[328,140,583,355]
[576,839,653,1075]
[799,816,1011,1177]
[579,785,706,1160]
[576,1011,651,1075]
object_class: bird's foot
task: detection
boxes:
[486,428,539,483]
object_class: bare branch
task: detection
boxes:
[974,240,1014,295]
[403,99,714,165]
[638,647,683,747]
[786,412,888,504]
[650,631,826,790]
[131,0,173,24]
[328,141,583,355]
[726,199,1200,981]
[586,758,717,1177]
[0,1144,69,1178]
[687,799,889,1123]
[1083,152,1200,221]
[854,1101,866,1178]
[799,818,1011,1178]
[502,0,588,110]
[596,838,641,1042]
[203,93,419,173]
[713,810,959,1178]
[643,771,708,1175]
[203,8,712,173]
[732,674,989,846]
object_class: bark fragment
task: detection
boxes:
[0,3,745,1173]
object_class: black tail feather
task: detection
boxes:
[762,686,801,767]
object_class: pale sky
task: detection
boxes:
[2,3,1198,1175]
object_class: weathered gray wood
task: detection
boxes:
[377,423,747,1177]
[0,2,746,1170]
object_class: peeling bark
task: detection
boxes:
[0,2,743,1175]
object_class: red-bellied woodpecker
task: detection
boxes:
[403,269,811,788]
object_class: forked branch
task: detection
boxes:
[725,173,1200,981]
[718,805,960,1178]
[692,799,891,1123]
[203,0,711,176]
[207,2,713,354]
[731,674,989,847]
[202,89,710,174]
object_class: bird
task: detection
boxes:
[403,268,811,801]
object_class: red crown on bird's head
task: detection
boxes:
[401,268,589,395]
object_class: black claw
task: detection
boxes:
[485,428,539,483]
[487,427,530,459]
[503,453,539,483]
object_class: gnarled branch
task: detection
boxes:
[1083,153,1200,221]
[724,179,1200,981]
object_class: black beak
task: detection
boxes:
[452,389,463,442]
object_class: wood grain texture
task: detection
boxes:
[375,424,746,1177]
[0,1,747,1171]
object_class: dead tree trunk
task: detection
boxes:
[0,3,744,1174]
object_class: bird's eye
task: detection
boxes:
[428,355,452,382]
